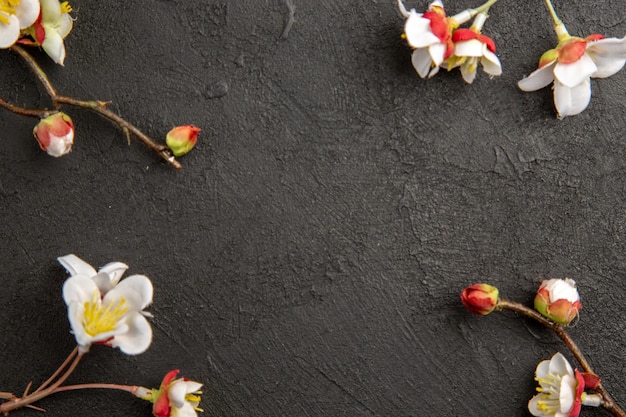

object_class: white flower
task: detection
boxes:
[152,370,203,417]
[59,254,153,355]
[398,0,472,78]
[518,35,626,118]
[528,352,584,417]
[23,0,73,64]
[444,13,501,84]
[0,0,40,48]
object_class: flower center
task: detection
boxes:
[0,0,20,25]
[83,292,128,336]
[534,372,567,414]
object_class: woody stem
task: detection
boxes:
[8,45,181,169]
[496,299,625,417]
[0,351,84,414]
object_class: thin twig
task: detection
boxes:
[0,352,84,414]
[8,45,181,169]
[497,299,626,417]
[0,96,52,118]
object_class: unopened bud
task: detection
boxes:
[33,112,74,157]
[166,125,201,156]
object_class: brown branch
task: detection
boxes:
[497,299,625,417]
[8,45,181,169]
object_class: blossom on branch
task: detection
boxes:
[33,112,74,157]
[152,370,203,417]
[22,0,73,64]
[166,125,201,157]
[461,283,499,315]
[534,278,581,325]
[59,254,153,354]
[528,352,603,417]
[0,0,39,48]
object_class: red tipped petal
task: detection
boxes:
[585,34,605,42]
[424,11,449,42]
[477,34,496,53]
[452,28,477,42]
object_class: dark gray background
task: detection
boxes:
[1,1,624,416]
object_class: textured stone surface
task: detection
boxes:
[0,1,624,416]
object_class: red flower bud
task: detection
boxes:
[166,125,201,157]
[461,283,499,315]
[534,278,582,325]
[33,112,74,157]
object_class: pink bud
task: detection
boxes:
[534,278,582,325]
[461,283,499,315]
[33,112,74,157]
[166,125,201,157]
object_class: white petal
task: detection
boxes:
[481,50,502,76]
[586,36,626,59]
[58,254,97,277]
[548,352,574,377]
[0,15,20,49]
[534,359,550,380]
[554,54,597,88]
[111,312,152,354]
[559,374,577,414]
[554,78,591,118]
[63,275,99,305]
[428,65,440,78]
[405,11,439,48]
[93,273,116,295]
[15,0,40,28]
[517,62,556,91]
[460,62,477,84]
[99,262,129,286]
[428,42,446,66]
[183,381,203,395]
[42,28,66,64]
[168,381,189,409]
[40,0,61,23]
[527,394,543,416]
[547,279,579,303]
[411,48,433,78]
[454,40,483,58]
[57,13,73,39]
[67,302,93,347]
[587,50,625,78]
[104,275,153,310]
[171,402,198,417]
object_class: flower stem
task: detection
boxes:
[33,346,78,394]
[53,383,142,396]
[472,0,499,16]
[0,350,84,414]
[8,45,182,170]
[543,0,569,41]
[496,299,626,417]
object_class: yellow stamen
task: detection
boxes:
[186,394,201,403]
[83,291,128,336]
[60,1,72,13]
[0,0,20,25]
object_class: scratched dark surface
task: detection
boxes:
[0,1,624,416]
